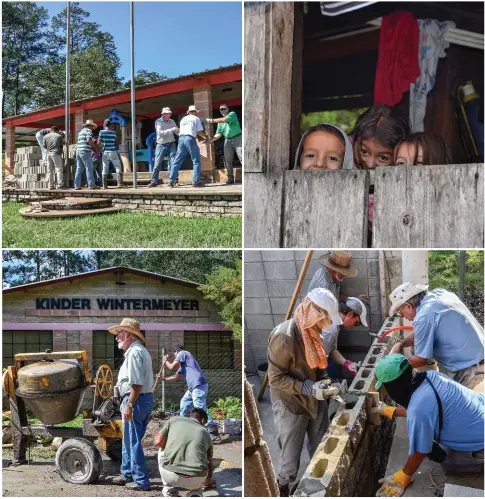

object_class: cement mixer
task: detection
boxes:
[3,350,123,484]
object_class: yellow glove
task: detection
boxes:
[376,470,413,497]
[371,401,396,420]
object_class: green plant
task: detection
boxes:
[209,396,241,420]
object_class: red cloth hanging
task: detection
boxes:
[374,11,420,107]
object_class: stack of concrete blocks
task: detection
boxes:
[244,374,279,497]
[294,316,404,497]
[244,250,387,374]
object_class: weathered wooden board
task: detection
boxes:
[244,172,284,248]
[373,164,484,248]
[282,170,368,247]
[244,3,268,173]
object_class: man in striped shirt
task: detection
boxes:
[148,107,179,188]
[99,119,124,189]
[74,119,98,190]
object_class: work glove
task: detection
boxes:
[302,379,338,400]
[206,118,214,124]
[376,470,413,497]
[343,360,359,376]
[371,401,396,420]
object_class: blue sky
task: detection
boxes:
[37,2,242,81]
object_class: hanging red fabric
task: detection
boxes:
[373,11,421,107]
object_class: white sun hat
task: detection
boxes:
[307,288,343,326]
[389,282,429,316]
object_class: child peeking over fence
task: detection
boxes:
[394,132,452,166]
[351,104,410,169]
[294,123,354,170]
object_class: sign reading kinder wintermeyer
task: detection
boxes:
[35,298,200,311]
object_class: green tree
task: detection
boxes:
[123,69,168,88]
[199,260,242,342]
[2,2,49,116]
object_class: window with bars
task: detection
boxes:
[184,331,234,369]
[93,330,125,372]
[2,330,53,368]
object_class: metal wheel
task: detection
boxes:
[55,437,103,484]
[105,438,122,462]
[94,365,114,400]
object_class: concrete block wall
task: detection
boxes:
[244,250,393,373]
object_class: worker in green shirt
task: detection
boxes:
[206,104,242,184]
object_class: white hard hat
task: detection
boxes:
[346,297,368,327]
[389,282,429,316]
[307,288,343,326]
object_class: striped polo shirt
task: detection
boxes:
[77,127,94,153]
[99,129,117,152]
[307,266,340,300]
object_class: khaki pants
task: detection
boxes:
[46,152,64,188]
[438,361,484,390]
[224,134,242,180]
[272,398,329,487]
[441,446,484,473]
[159,467,206,497]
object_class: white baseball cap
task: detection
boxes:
[389,282,429,316]
[307,288,343,326]
[346,297,368,327]
[161,107,172,114]
[188,105,198,112]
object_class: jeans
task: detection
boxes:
[121,393,154,488]
[152,142,176,184]
[102,151,122,175]
[272,397,329,486]
[180,384,213,425]
[169,135,201,184]
[224,134,242,180]
[464,99,484,162]
[35,133,47,166]
[74,151,95,188]
[46,152,64,188]
[93,158,103,185]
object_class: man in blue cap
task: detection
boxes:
[372,354,484,497]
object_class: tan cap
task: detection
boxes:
[188,105,198,112]
[161,107,172,114]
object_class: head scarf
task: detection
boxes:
[294,297,332,369]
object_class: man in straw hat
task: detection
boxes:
[371,354,484,497]
[109,318,154,491]
[267,288,345,496]
[74,119,99,190]
[147,107,179,188]
[389,283,484,390]
[168,105,209,188]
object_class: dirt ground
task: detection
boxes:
[2,418,242,497]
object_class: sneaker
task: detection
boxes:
[112,475,132,485]
[125,482,150,492]
[225,178,235,185]
[168,182,176,188]
[147,182,158,188]
[192,182,205,188]
[74,187,82,190]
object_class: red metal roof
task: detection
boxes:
[3,64,242,127]
[3,266,202,293]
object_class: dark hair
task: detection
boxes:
[394,132,452,166]
[174,344,184,352]
[190,407,208,422]
[297,124,346,167]
[405,290,428,309]
[51,126,59,132]
[351,105,410,166]
[338,302,352,314]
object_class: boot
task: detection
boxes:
[117,172,124,188]
[102,175,108,190]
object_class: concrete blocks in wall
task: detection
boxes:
[330,394,368,453]
[348,365,376,394]
[362,343,386,367]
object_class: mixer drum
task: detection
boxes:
[16,360,87,425]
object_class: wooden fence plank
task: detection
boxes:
[282,170,368,247]
[244,172,284,248]
[373,164,484,248]
[244,3,268,173]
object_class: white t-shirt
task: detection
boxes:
[179,114,204,138]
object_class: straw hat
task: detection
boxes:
[108,318,145,343]
[389,283,429,317]
[318,251,357,277]
[83,119,98,129]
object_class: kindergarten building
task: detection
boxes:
[2,266,242,404]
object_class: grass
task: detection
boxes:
[2,202,242,248]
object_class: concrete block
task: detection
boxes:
[263,261,297,280]
[245,280,268,298]
[269,297,295,315]
[330,394,368,453]
[247,329,271,347]
[295,260,321,280]
[367,259,380,278]
[339,279,368,298]
[260,250,294,261]
[294,250,318,261]
[362,343,385,367]
[245,262,265,281]
[245,314,275,331]
[249,345,269,368]
[244,297,271,315]
[444,484,484,497]
[348,365,376,394]
[351,258,368,277]
[267,279,298,298]
[370,296,382,316]
[244,250,261,262]
[368,278,380,296]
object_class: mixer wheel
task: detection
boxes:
[56,437,103,484]
[106,438,122,462]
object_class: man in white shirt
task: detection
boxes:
[168,105,209,187]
